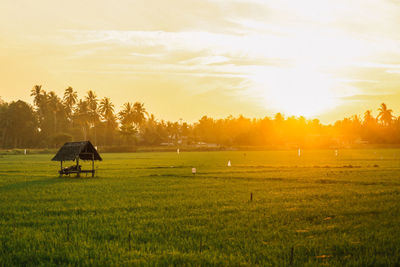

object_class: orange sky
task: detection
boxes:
[1,0,400,123]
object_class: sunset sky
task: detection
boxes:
[1,0,400,123]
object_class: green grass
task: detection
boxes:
[0,149,400,266]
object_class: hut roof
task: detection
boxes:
[51,141,102,161]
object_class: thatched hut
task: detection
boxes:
[52,141,102,177]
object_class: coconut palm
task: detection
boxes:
[47,91,66,134]
[377,103,393,126]
[30,85,43,108]
[132,102,148,126]
[99,97,117,145]
[85,90,99,143]
[363,110,376,125]
[75,99,90,140]
[63,87,77,120]
[119,103,134,125]
[47,91,60,110]
[118,102,137,144]
[0,100,9,147]
[86,90,98,112]
[99,97,115,122]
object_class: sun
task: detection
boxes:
[250,66,339,118]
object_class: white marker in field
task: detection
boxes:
[177,148,180,154]
[227,160,231,167]
[24,149,27,155]
[298,148,301,157]
[192,167,196,175]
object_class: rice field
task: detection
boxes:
[0,149,400,266]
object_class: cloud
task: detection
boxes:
[2,0,400,122]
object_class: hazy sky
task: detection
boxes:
[1,0,400,123]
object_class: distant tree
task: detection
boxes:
[0,100,9,147]
[86,90,98,113]
[29,88,67,146]
[99,97,114,121]
[3,100,37,148]
[141,114,164,145]
[362,110,379,142]
[195,116,215,143]
[119,103,137,145]
[30,85,43,108]
[52,133,72,148]
[181,122,190,139]
[363,110,375,125]
[5,84,400,148]
[274,113,284,123]
[47,91,62,134]
[74,99,90,140]
[63,86,78,121]
[85,90,99,144]
[119,103,134,125]
[30,85,46,130]
[132,102,148,127]
[378,103,393,126]
[99,97,117,145]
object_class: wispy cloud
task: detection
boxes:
[1,0,400,122]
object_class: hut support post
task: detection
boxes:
[92,153,94,177]
[60,161,63,177]
[76,157,80,177]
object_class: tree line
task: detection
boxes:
[0,85,399,149]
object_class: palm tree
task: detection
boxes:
[86,90,98,112]
[30,85,47,126]
[0,101,9,147]
[99,97,117,145]
[377,103,393,126]
[30,85,42,108]
[47,91,61,134]
[85,90,99,143]
[363,110,375,125]
[118,103,137,144]
[99,97,115,122]
[63,87,77,120]
[132,102,148,126]
[75,99,90,140]
[47,91,60,109]
[119,103,134,125]
[147,114,157,126]
[361,109,378,142]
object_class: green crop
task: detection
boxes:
[0,150,400,266]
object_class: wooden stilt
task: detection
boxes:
[60,161,63,177]
[92,153,95,177]
[76,157,80,178]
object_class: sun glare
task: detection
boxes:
[250,66,338,117]
[0,0,399,122]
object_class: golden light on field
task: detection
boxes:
[1,0,400,122]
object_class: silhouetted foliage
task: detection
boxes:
[1,100,38,148]
[0,86,400,149]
